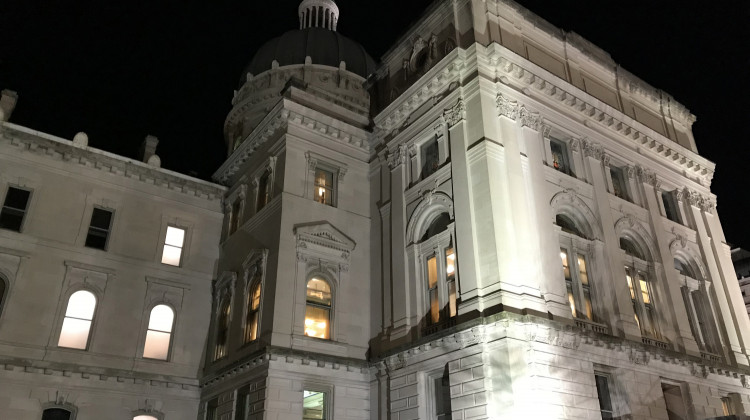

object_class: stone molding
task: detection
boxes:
[1,123,225,201]
[443,98,466,127]
[684,188,715,214]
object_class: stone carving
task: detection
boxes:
[690,363,709,379]
[433,116,447,136]
[542,124,552,139]
[444,99,465,127]
[686,190,702,208]
[569,138,579,152]
[496,93,519,120]
[636,166,658,187]
[582,139,603,160]
[628,348,650,365]
[387,144,408,169]
[305,152,318,171]
[518,105,542,131]
[601,153,611,167]
[626,165,636,179]
[385,353,407,371]
[407,34,440,76]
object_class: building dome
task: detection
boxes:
[244,27,376,80]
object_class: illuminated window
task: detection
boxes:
[304,278,331,339]
[419,213,458,330]
[85,208,113,250]
[214,299,230,360]
[314,168,335,206]
[0,186,31,232]
[303,390,327,420]
[161,226,185,266]
[556,214,596,322]
[58,290,96,350]
[621,237,659,338]
[133,416,159,420]
[245,279,261,343]
[143,305,174,360]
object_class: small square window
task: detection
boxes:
[85,208,113,250]
[610,166,630,201]
[0,186,31,232]
[314,168,335,207]
[550,138,572,175]
[161,226,186,266]
[303,390,327,420]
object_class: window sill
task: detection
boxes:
[641,336,671,350]
[574,318,609,335]
[700,351,722,363]
[422,317,457,336]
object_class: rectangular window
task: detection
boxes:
[206,398,219,420]
[446,248,456,318]
[303,390,326,420]
[314,168,335,206]
[550,138,571,175]
[257,171,271,212]
[610,166,630,201]
[420,137,440,179]
[578,254,592,320]
[0,186,31,232]
[560,249,576,317]
[661,382,688,420]
[434,372,453,420]
[662,191,681,223]
[161,226,186,266]
[427,255,439,324]
[229,199,242,235]
[594,373,615,419]
[85,208,113,250]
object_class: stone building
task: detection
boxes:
[2,0,750,419]
[731,249,750,319]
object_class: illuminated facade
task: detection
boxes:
[2,0,750,419]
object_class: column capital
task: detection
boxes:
[496,93,519,120]
[444,98,465,127]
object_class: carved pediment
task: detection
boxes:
[295,222,356,256]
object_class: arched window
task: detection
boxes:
[143,305,175,360]
[620,237,658,338]
[42,408,73,420]
[305,277,332,339]
[245,277,261,343]
[58,290,96,350]
[214,299,231,360]
[556,213,595,322]
[420,212,458,327]
[133,416,159,420]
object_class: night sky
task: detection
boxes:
[1,0,748,246]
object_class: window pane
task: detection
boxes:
[304,305,330,339]
[58,318,92,349]
[4,187,30,209]
[90,208,113,230]
[165,226,185,247]
[577,255,588,285]
[583,288,593,320]
[448,279,457,318]
[566,283,576,317]
[314,169,334,206]
[626,273,635,300]
[550,139,569,173]
[148,305,174,332]
[65,290,96,319]
[595,374,614,418]
[560,250,571,282]
[251,283,261,310]
[306,278,331,306]
[429,288,440,324]
[134,416,159,420]
[421,138,440,178]
[42,409,72,420]
[427,256,438,289]
[0,187,30,232]
[143,330,171,360]
[246,311,259,342]
[640,279,650,304]
[161,244,182,266]
[303,390,326,420]
[445,248,456,277]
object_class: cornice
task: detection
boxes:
[483,45,714,187]
[0,123,226,201]
[214,99,370,185]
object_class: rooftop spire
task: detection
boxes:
[299,0,339,31]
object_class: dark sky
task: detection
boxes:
[1,0,748,246]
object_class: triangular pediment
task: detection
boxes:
[294,222,356,252]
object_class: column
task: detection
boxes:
[638,172,699,354]
[583,141,640,340]
[389,145,411,336]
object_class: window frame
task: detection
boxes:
[549,137,574,176]
[41,403,78,420]
[84,206,114,251]
[304,276,334,340]
[416,215,458,331]
[556,216,598,322]
[302,384,333,420]
[160,225,187,267]
[214,295,232,360]
[313,166,337,207]
[609,165,632,202]
[57,288,98,351]
[660,189,683,224]
[306,152,347,209]
[141,303,177,361]
[244,269,263,344]
[621,241,660,338]
[0,185,32,233]
[426,367,452,420]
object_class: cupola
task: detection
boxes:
[298,0,339,30]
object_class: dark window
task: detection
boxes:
[662,192,681,224]
[257,170,271,212]
[435,366,453,420]
[662,382,688,420]
[214,299,230,360]
[620,238,645,260]
[421,137,440,179]
[0,187,31,232]
[85,208,113,250]
[420,213,451,242]
[610,166,630,201]
[556,214,586,239]
[206,398,219,420]
[550,138,571,175]
[41,408,72,420]
[595,374,614,419]
[229,199,241,235]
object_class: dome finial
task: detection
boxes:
[299,0,339,31]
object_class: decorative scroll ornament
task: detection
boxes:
[636,166,658,187]
[305,152,318,171]
[433,116,447,136]
[601,153,611,167]
[686,190,702,207]
[629,348,650,365]
[387,144,408,169]
[518,105,542,131]
[496,93,519,120]
[582,139,603,160]
[691,363,709,379]
[444,99,466,127]
[542,124,552,139]
[627,165,636,179]
[569,138,580,152]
